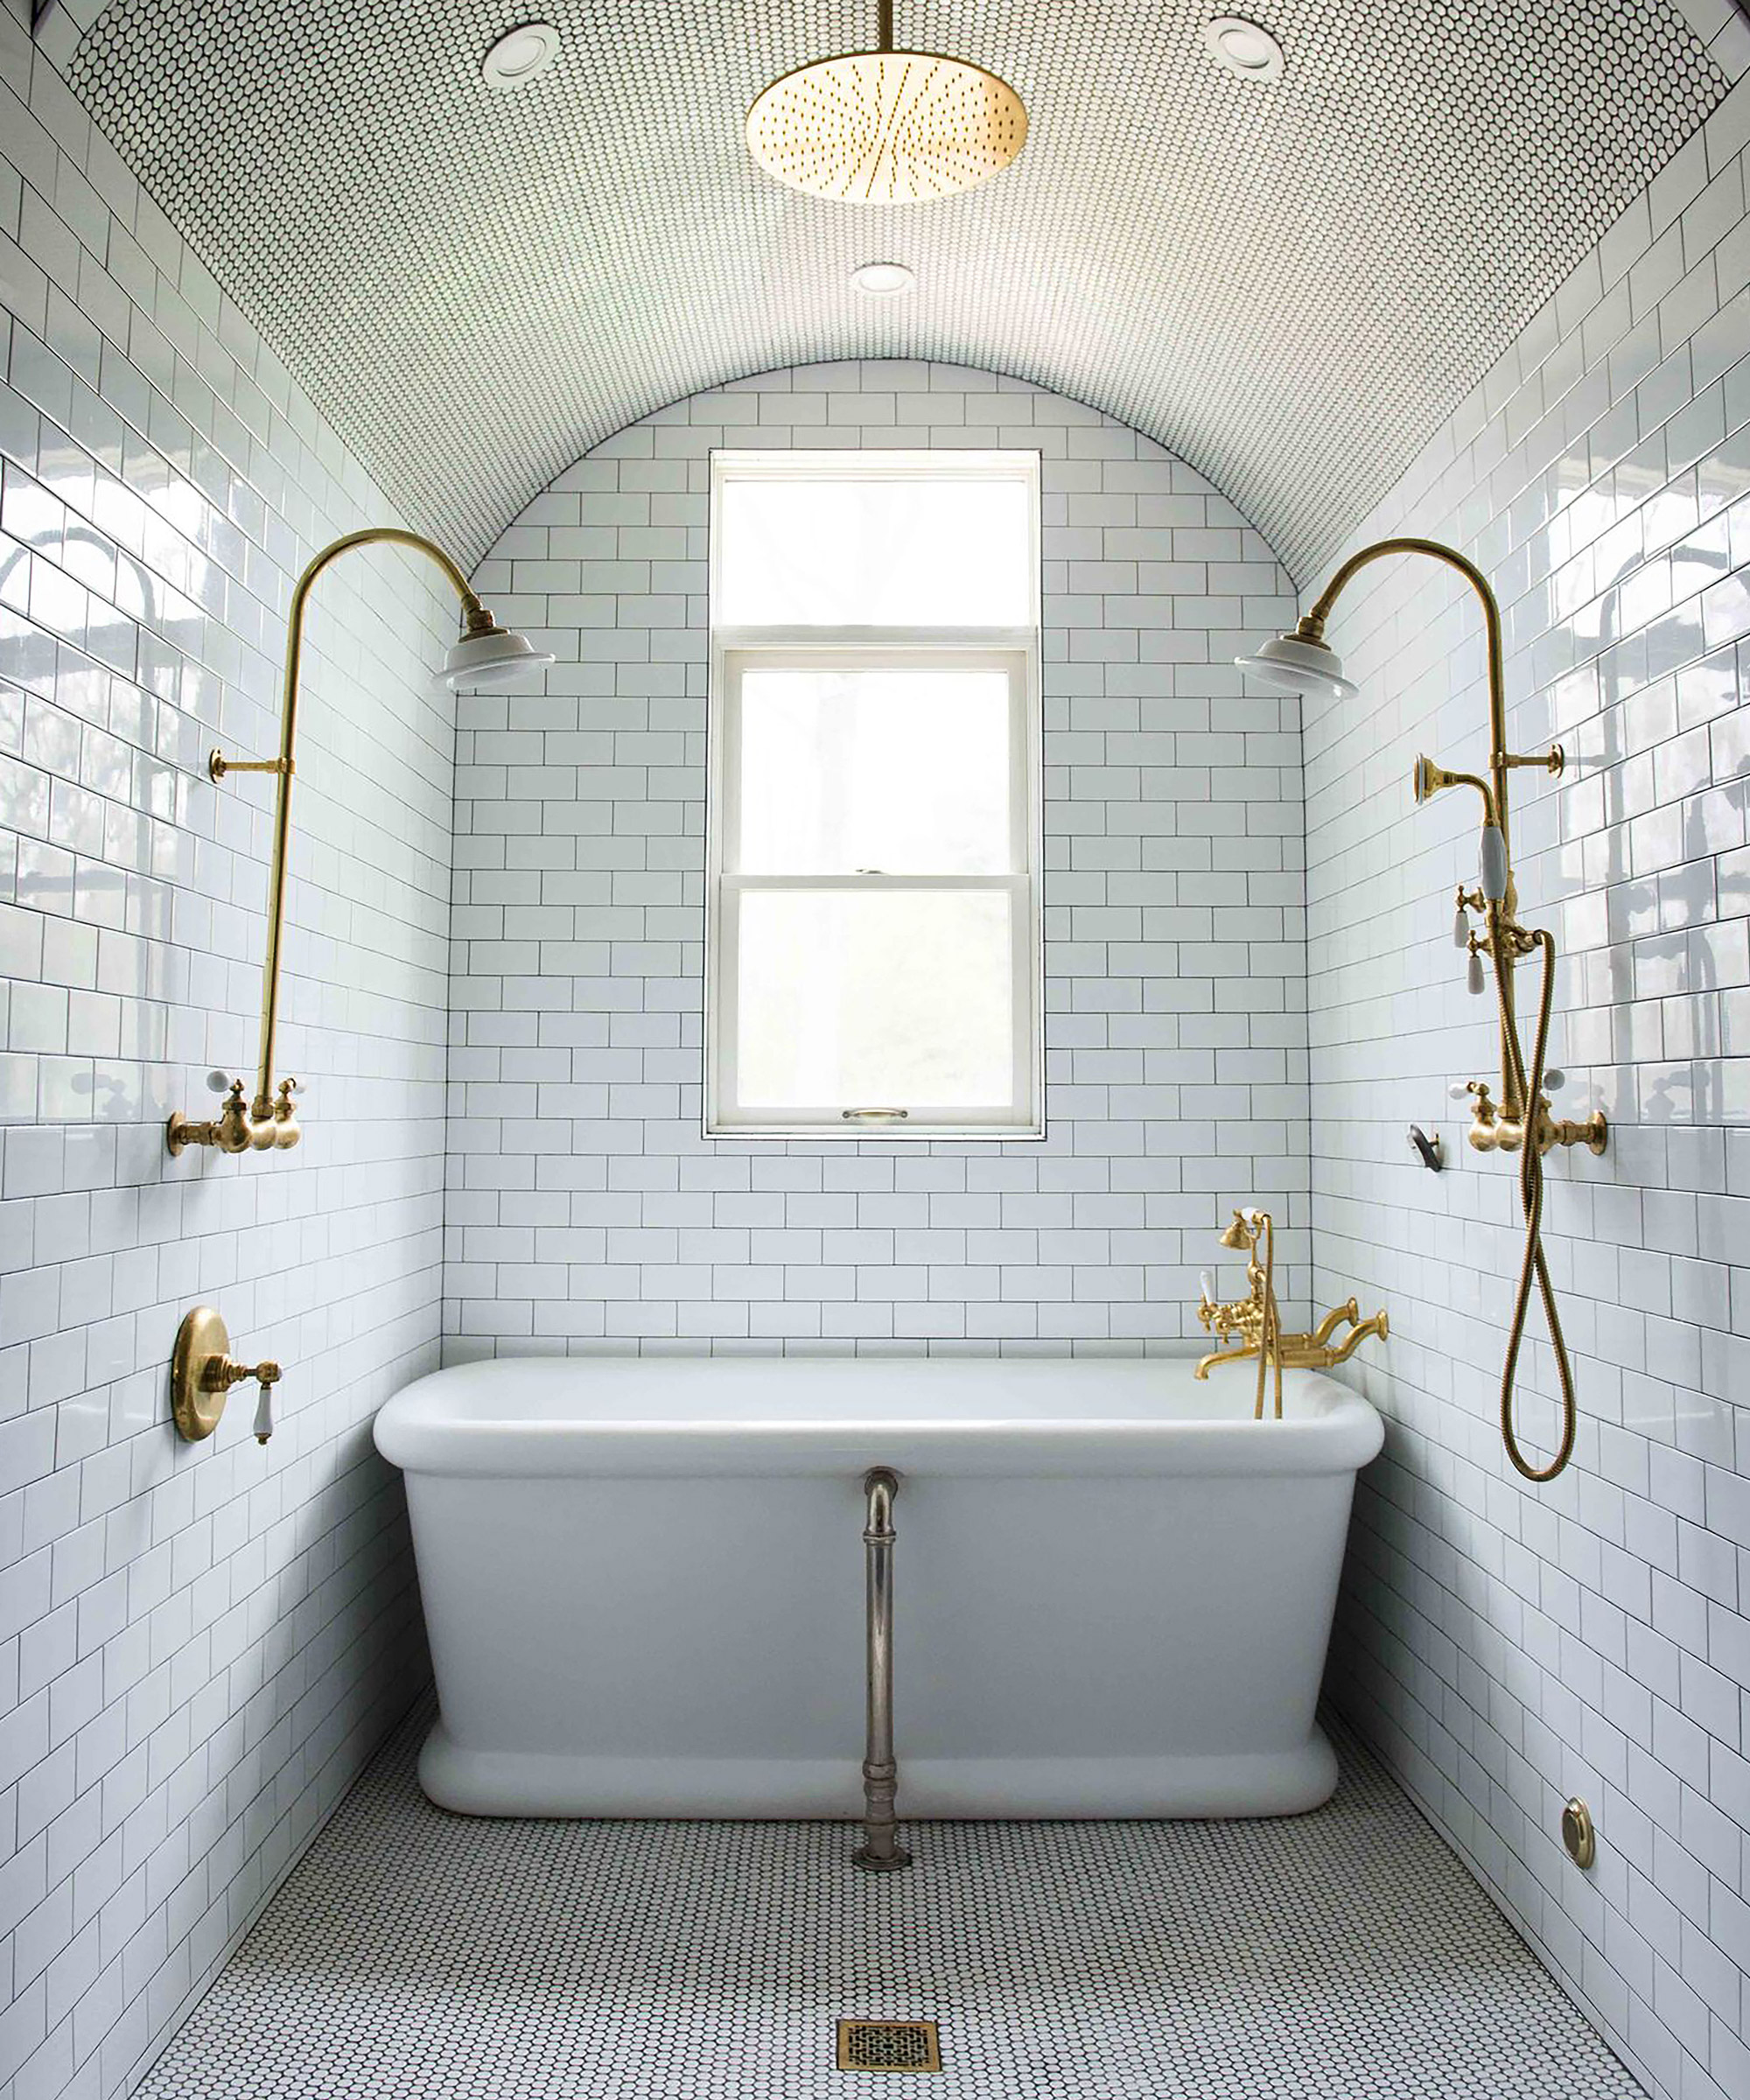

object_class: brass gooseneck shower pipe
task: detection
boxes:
[166,528,551,1158]
[1238,539,1607,1482]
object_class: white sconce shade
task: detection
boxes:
[1233,631,1358,702]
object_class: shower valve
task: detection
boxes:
[1450,1080,1499,1148]
[1452,1079,1604,1157]
[170,1307,283,1444]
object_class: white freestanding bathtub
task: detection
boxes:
[374,1357,1382,1820]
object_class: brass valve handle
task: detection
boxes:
[171,1308,282,1444]
[168,1076,304,1157]
[203,1356,282,1392]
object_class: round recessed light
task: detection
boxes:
[1203,16,1284,82]
[481,21,560,88]
[851,261,915,296]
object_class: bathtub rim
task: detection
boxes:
[374,1357,1384,1478]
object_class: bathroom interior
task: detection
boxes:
[1,0,1747,2091]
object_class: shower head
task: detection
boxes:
[441,615,555,693]
[1218,1209,1259,1250]
[1233,630,1358,702]
[746,1,1026,203]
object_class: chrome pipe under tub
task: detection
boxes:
[852,1467,910,1872]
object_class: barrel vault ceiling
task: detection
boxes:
[66,0,1726,579]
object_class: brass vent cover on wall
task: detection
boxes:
[836,2019,943,2072]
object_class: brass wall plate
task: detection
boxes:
[1561,1796,1596,1870]
[172,1306,230,1440]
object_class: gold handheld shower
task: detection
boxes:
[1237,538,1606,1483]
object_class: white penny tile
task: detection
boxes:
[136,1709,1640,2100]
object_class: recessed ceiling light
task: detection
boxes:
[481,22,561,89]
[1203,17,1284,82]
[851,261,915,296]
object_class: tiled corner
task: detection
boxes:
[1311,68,1750,2100]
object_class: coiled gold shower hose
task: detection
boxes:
[1489,915,1576,1480]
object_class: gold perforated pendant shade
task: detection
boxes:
[746,4,1026,203]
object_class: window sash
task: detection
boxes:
[705,452,1042,1141]
[710,450,1044,633]
[713,874,1035,1133]
[717,646,1032,879]
[708,648,1040,1138]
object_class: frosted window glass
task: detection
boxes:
[734,889,1014,1110]
[736,667,1012,874]
[718,477,1032,626]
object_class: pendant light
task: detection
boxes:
[746,2,1027,203]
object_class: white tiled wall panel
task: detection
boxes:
[0,5,451,2095]
[444,365,1308,1357]
[1309,70,1750,2100]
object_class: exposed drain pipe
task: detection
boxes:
[851,1467,910,1872]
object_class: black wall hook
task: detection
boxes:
[1409,1124,1444,1172]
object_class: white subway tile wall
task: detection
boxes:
[0,8,451,2098]
[444,366,1307,1357]
[1310,70,1750,2100]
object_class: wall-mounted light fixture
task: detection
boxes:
[166,528,553,1160]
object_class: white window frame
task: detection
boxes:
[705,450,1043,1141]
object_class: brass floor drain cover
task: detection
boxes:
[836,2020,942,2073]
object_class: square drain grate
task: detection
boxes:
[836,2020,942,2073]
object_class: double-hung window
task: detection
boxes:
[707,452,1042,1139]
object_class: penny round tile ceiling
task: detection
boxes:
[68,1,1723,578]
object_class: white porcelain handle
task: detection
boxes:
[1480,823,1508,901]
[1199,1270,1215,1306]
[252,1383,274,1445]
[1466,950,1486,995]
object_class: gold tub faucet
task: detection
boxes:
[1195,1208,1388,1417]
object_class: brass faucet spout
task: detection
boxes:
[1308,1298,1359,1348]
[1322,1312,1390,1367]
[1195,1234,1385,1391]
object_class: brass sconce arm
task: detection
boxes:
[168,528,529,1159]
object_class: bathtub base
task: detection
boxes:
[418,1720,1339,1821]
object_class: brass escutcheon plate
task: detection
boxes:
[1561,1796,1596,1871]
[172,1306,230,1440]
